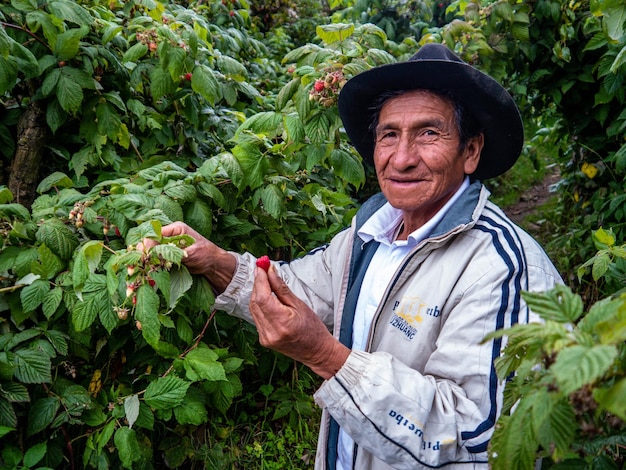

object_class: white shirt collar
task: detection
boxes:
[358,176,470,247]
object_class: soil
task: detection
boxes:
[503,164,561,228]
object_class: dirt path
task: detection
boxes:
[504,164,561,227]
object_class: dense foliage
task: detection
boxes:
[0,0,625,468]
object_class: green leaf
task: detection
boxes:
[305,112,331,144]
[184,199,212,239]
[47,0,93,26]
[163,182,196,204]
[144,375,190,410]
[238,111,283,137]
[23,441,46,468]
[316,23,355,44]
[489,398,537,470]
[54,27,88,61]
[259,184,284,219]
[124,395,140,429]
[36,218,79,260]
[14,349,52,384]
[27,397,59,436]
[0,203,31,221]
[168,266,193,310]
[0,56,18,96]
[36,172,74,193]
[72,284,111,332]
[0,397,17,429]
[150,66,176,100]
[114,427,141,469]
[521,285,584,323]
[20,279,49,313]
[10,41,39,79]
[123,42,149,63]
[135,284,160,347]
[191,64,220,105]
[173,392,208,425]
[96,102,122,140]
[232,143,267,189]
[275,77,300,111]
[552,344,618,395]
[594,377,626,421]
[604,5,626,40]
[330,148,365,187]
[183,347,226,382]
[56,71,84,114]
[1,382,29,403]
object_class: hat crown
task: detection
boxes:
[409,43,464,64]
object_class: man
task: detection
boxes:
[148,44,561,468]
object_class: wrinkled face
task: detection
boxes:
[373,90,483,230]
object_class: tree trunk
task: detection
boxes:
[8,99,47,208]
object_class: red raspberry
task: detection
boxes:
[184,73,192,81]
[314,80,325,92]
[256,255,270,272]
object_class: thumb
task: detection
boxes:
[266,266,300,308]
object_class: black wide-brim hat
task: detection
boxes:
[338,43,524,180]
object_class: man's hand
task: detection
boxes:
[249,265,350,380]
[139,222,236,294]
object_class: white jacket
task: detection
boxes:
[214,182,562,469]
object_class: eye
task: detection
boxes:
[376,130,398,144]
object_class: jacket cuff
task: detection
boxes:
[212,251,248,314]
[314,350,369,409]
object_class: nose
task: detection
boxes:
[392,134,419,170]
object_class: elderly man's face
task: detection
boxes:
[373,90,483,231]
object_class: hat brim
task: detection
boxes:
[338,59,524,180]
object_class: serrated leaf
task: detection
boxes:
[150,66,175,100]
[114,426,141,469]
[0,203,31,221]
[48,0,93,26]
[36,172,74,194]
[168,266,192,310]
[23,441,46,468]
[173,393,208,426]
[0,398,17,428]
[32,244,63,280]
[124,395,140,429]
[316,23,355,44]
[0,56,18,96]
[1,382,29,403]
[191,64,220,105]
[521,284,584,323]
[330,148,365,187]
[305,112,331,144]
[489,398,537,470]
[594,377,626,421]
[164,182,196,203]
[183,347,226,382]
[10,41,39,79]
[14,349,52,384]
[552,344,618,395]
[275,77,301,111]
[259,184,284,219]
[20,279,49,313]
[144,375,190,410]
[238,111,282,137]
[56,71,84,114]
[27,397,59,436]
[72,287,111,332]
[36,218,79,260]
[184,199,212,239]
[232,143,267,190]
[135,284,160,347]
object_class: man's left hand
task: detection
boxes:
[249,265,350,380]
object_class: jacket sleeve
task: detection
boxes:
[212,228,351,328]
[313,256,561,469]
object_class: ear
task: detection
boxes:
[463,133,484,174]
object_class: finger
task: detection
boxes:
[266,266,301,309]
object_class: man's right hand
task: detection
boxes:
[140,221,237,294]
